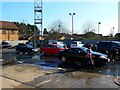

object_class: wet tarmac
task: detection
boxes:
[2,49,120,88]
[2,49,120,77]
[14,52,120,77]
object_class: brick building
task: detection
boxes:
[0,21,19,41]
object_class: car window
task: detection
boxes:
[49,45,55,48]
[57,45,63,48]
[72,42,77,44]
[110,43,119,48]
[67,48,83,53]
[44,45,50,48]
[97,42,110,48]
[67,49,74,53]
[52,42,57,44]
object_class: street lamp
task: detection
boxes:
[98,22,101,34]
[112,27,115,36]
[69,13,75,35]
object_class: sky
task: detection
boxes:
[1,0,119,36]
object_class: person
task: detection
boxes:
[110,48,118,64]
[63,45,68,49]
[85,44,94,69]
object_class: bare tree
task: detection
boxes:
[49,20,69,33]
[82,21,96,33]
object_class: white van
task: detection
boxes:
[52,41,65,46]
[70,41,84,48]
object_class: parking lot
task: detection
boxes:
[1,48,120,88]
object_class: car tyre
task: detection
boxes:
[19,51,24,54]
[16,50,19,54]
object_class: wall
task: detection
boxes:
[0,29,19,41]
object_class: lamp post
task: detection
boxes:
[69,13,75,35]
[98,22,101,34]
[112,27,115,36]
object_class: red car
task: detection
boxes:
[40,44,65,55]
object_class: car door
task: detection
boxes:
[74,48,86,60]
[49,45,58,54]
[46,45,54,54]
[42,45,51,54]
[65,48,84,60]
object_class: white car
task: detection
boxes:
[70,41,84,48]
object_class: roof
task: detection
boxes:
[28,34,44,40]
[0,21,19,30]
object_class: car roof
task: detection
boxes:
[97,41,120,44]
[49,44,63,46]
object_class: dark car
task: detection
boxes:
[58,47,109,66]
[96,41,120,58]
[15,43,38,54]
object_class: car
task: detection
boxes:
[15,43,38,54]
[0,41,12,48]
[40,44,65,55]
[70,41,84,48]
[96,41,120,58]
[58,47,109,66]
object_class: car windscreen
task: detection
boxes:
[80,47,88,53]
[57,45,63,48]
[117,42,120,46]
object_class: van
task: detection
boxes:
[52,42,65,47]
[70,41,84,48]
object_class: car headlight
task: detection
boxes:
[32,48,38,52]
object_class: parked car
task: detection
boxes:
[96,41,120,58]
[0,41,12,48]
[15,43,38,54]
[58,47,109,66]
[70,41,84,48]
[40,44,65,55]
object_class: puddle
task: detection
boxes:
[5,52,120,77]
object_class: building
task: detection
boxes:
[0,21,19,41]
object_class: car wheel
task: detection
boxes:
[19,51,24,54]
[16,50,19,54]
[61,56,66,63]
[25,51,29,54]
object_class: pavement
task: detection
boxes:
[1,64,120,88]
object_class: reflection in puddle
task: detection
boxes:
[15,54,120,77]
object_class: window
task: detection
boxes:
[2,29,6,34]
[11,30,14,34]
